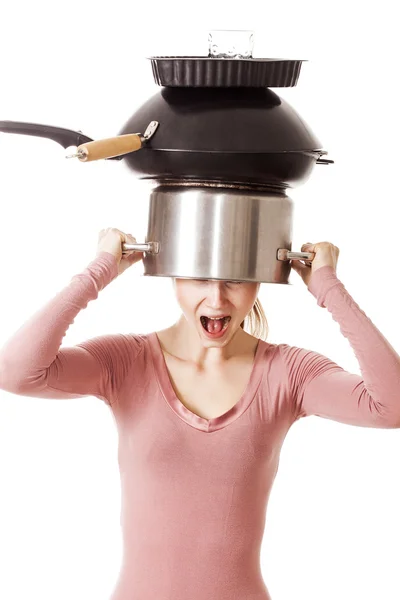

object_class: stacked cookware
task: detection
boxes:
[0,30,333,283]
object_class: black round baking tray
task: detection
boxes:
[148,56,306,88]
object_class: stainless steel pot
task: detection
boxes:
[121,181,314,284]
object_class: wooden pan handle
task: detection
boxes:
[76,133,142,162]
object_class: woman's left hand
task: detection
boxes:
[290,241,340,287]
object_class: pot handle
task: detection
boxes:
[66,121,159,162]
[276,249,315,262]
[316,157,334,164]
[122,242,160,254]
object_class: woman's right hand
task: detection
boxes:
[96,227,145,277]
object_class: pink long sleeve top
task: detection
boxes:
[0,251,399,600]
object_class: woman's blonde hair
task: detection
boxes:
[240,297,269,341]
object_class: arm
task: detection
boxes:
[282,266,400,428]
[0,251,142,406]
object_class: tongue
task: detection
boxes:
[206,317,224,333]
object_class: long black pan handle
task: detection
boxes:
[0,121,122,160]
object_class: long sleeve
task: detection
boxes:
[282,265,400,428]
[0,251,142,406]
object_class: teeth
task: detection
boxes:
[200,316,230,325]
[203,316,230,320]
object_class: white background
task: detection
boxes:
[0,1,399,599]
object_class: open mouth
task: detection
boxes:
[200,315,231,334]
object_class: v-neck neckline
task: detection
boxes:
[147,331,267,433]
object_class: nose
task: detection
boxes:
[206,281,229,305]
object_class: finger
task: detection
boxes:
[291,259,308,273]
[301,242,315,266]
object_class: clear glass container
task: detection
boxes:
[208,29,255,59]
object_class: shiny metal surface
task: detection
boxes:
[120,184,305,284]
